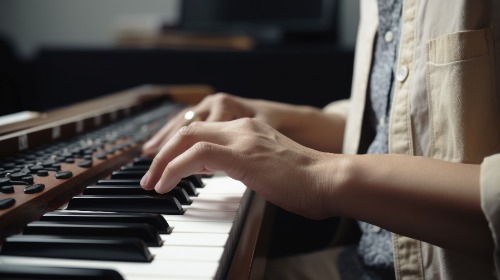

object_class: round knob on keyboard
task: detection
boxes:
[0,177,11,186]
[0,198,16,209]
[24,184,45,194]
[10,171,29,181]
[1,185,14,194]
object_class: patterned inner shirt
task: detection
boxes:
[337,0,402,279]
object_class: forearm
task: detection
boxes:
[280,108,345,153]
[260,101,346,153]
[330,154,492,258]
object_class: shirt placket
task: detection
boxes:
[390,0,425,279]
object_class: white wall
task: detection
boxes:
[338,0,359,48]
[0,0,358,59]
[0,0,180,58]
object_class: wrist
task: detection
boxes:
[313,153,357,218]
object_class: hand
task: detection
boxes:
[139,111,494,258]
[140,118,339,219]
[142,93,281,157]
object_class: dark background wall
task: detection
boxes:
[0,0,359,114]
[0,0,359,258]
[30,45,353,112]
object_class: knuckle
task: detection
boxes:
[177,125,195,138]
[173,126,199,147]
[213,92,230,99]
[212,92,233,105]
[192,141,215,156]
[150,155,163,170]
[236,117,259,130]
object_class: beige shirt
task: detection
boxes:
[326,0,500,279]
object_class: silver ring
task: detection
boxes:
[184,110,202,124]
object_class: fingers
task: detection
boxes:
[141,96,220,156]
[142,93,255,157]
[205,101,229,122]
[140,122,231,192]
[142,119,178,157]
[204,96,242,122]
[153,142,235,194]
[142,107,203,157]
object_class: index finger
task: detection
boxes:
[140,121,229,190]
[142,109,187,157]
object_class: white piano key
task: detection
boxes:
[163,210,236,222]
[149,246,224,262]
[169,221,233,233]
[161,232,229,247]
[127,276,210,280]
[197,186,246,195]
[191,194,243,203]
[0,176,250,280]
[0,256,219,279]
[184,201,240,212]
[199,177,247,195]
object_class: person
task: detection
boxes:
[140,0,500,279]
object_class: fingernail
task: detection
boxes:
[154,181,164,194]
[140,171,150,187]
[142,140,154,151]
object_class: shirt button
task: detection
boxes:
[384,31,394,43]
[396,66,409,82]
[379,116,385,128]
[371,225,381,233]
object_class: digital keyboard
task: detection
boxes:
[0,85,271,280]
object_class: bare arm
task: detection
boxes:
[331,154,492,259]
[254,101,346,153]
[142,93,346,156]
[141,118,492,260]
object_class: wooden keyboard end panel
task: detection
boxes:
[227,193,275,280]
[0,144,142,240]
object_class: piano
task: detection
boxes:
[0,85,273,280]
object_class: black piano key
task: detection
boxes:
[96,178,198,197]
[111,170,146,179]
[128,164,206,188]
[120,165,148,171]
[96,179,142,185]
[23,221,163,247]
[178,179,199,196]
[83,185,192,205]
[0,265,125,280]
[185,175,205,188]
[168,186,193,205]
[0,235,153,262]
[133,157,152,166]
[41,211,171,234]
[84,185,157,195]
[66,195,184,214]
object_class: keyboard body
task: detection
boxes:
[0,85,271,280]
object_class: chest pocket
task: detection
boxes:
[426,27,499,163]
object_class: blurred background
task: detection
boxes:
[0,0,358,112]
[0,0,360,257]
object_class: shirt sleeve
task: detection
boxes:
[322,99,351,118]
[480,153,500,278]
